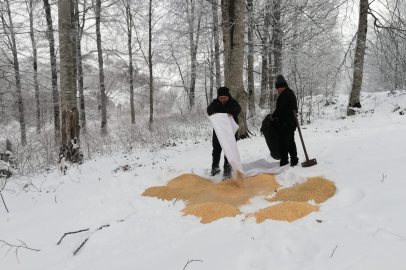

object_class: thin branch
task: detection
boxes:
[0,192,9,213]
[0,239,40,263]
[183,259,203,270]
[331,245,338,258]
[56,229,90,245]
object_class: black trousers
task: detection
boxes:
[278,123,298,166]
[212,130,236,169]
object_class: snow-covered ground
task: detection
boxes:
[1,91,406,270]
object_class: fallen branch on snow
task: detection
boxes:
[0,239,40,263]
[183,259,203,270]
[57,218,128,255]
[0,192,9,213]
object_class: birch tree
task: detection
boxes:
[347,0,368,116]
[95,0,107,134]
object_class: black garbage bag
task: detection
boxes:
[260,114,281,160]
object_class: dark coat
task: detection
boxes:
[260,114,281,160]
[272,87,298,124]
[207,96,241,124]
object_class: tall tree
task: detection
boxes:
[247,0,255,117]
[1,0,27,145]
[26,0,41,134]
[58,0,81,162]
[210,0,221,89]
[74,0,88,131]
[148,0,153,130]
[221,0,248,138]
[273,0,282,76]
[186,0,202,109]
[348,0,368,116]
[122,0,136,124]
[43,0,61,142]
[259,2,271,109]
[95,0,107,134]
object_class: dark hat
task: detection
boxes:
[217,87,231,97]
[275,75,288,89]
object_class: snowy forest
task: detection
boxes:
[1,0,406,269]
[0,0,404,166]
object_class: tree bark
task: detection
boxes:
[27,0,41,134]
[75,0,87,131]
[247,0,255,117]
[211,0,221,89]
[187,0,201,109]
[3,0,27,145]
[124,1,135,124]
[58,0,80,163]
[95,0,107,134]
[43,0,61,143]
[273,0,282,76]
[221,0,248,139]
[348,0,368,116]
[259,2,271,109]
[148,0,153,130]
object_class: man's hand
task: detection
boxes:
[227,113,232,117]
[270,115,275,122]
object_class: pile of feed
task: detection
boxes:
[182,202,242,224]
[142,173,280,207]
[142,174,336,224]
[267,177,336,204]
[254,202,320,223]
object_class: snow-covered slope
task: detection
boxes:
[1,91,406,270]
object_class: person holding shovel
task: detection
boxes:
[207,87,241,179]
[270,75,299,167]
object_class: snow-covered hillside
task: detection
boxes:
[1,91,406,270]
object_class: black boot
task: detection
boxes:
[290,157,299,167]
[222,164,231,180]
[211,166,220,176]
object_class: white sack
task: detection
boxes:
[209,114,289,178]
[242,159,289,178]
[209,114,243,176]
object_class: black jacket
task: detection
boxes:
[207,97,241,124]
[272,87,298,124]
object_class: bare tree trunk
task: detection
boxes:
[59,0,81,163]
[75,0,87,131]
[221,0,248,139]
[124,1,135,124]
[209,44,214,101]
[347,0,368,116]
[259,2,270,109]
[268,39,276,111]
[247,0,255,117]
[148,0,153,130]
[3,0,27,145]
[27,0,41,134]
[187,0,202,109]
[273,0,282,76]
[211,0,221,88]
[43,0,61,143]
[95,0,107,134]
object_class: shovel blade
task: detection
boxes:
[301,159,317,168]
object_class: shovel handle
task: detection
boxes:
[293,110,310,162]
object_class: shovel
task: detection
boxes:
[293,110,317,167]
